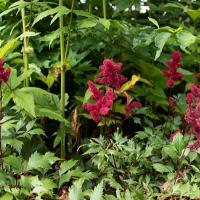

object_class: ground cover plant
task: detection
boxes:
[0,0,200,199]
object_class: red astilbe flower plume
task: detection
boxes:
[185,84,200,150]
[83,80,116,122]
[162,51,184,88]
[125,101,142,119]
[95,59,127,90]
[0,58,11,83]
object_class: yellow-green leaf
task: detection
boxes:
[0,39,15,57]
[119,75,140,93]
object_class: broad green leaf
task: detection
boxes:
[172,133,184,153]
[90,181,104,200]
[154,32,171,60]
[153,163,173,173]
[162,146,178,160]
[0,193,13,200]
[73,10,96,18]
[13,89,35,117]
[59,160,78,176]
[36,106,67,123]
[185,9,200,21]
[176,30,196,53]
[99,18,110,29]
[79,19,98,29]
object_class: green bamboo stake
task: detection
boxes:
[102,0,107,19]
[59,0,66,159]
[21,0,29,86]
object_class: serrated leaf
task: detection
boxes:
[69,181,84,200]
[27,152,50,172]
[90,181,104,200]
[154,32,171,60]
[59,160,78,176]
[36,106,67,123]
[33,6,70,26]
[18,31,40,40]
[13,90,35,117]
[3,155,23,173]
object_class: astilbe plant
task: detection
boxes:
[162,51,184,88]
[0,58,11,83]
[0,58,11,168]
[83,80,116,122]
[83,59,142,123]
[95,59,127,90]
[185,84,200,150]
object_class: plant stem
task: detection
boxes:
[0,85,3,169]
[102,0,107,19]
[64,0,75,61]
[176,134,192,179]
[21,0,29,87]
[59,0,66,159]
[88,0,92,14]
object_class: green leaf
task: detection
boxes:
[31,176,57,196]
[59,160,78,176]
[69,181,84,200]
[0,193,13,200]
[162,146,178,160]
[27,152,50,172]
[90,181,104,200]
[13,89,35,117]
[154,32,171,60]
[17,31,40,40]
[176,30,196,53]
[36,106,67,123]
[172,133,184,153]
[153,163,173,173]
[0,39,16,57]
[99,18,110,29]
[185,9,200,21]
[3,155,23,173]
[79,19,98,29]
[33,6,70,26]
[148,17,159,28]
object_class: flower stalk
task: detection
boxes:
[59,0,66,159]
[102,0,107,19]
[20,0,29,87]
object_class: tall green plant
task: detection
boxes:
[59,0,66,159]
[20,0,29,87]
[59,0,75,158]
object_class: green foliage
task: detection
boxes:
[0,0,200,199]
